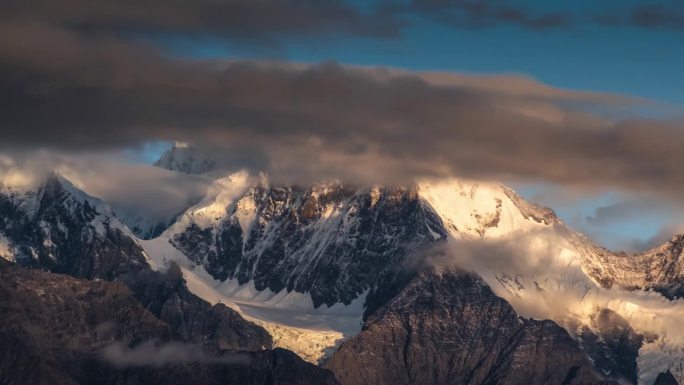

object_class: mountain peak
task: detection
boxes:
[154,142,215,174]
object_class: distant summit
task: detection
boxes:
[154,141,215,174]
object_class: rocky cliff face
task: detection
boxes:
[576,234,684,299]
[0,260,339,385]
[170,181,446,307]
[576,308,646,384]
[325,268,615,385]
[0,174,148,279]
[120,263,273,353]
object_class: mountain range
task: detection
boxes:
[1,144,683,385]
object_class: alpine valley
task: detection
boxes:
[2,144,684,385]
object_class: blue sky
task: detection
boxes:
[169,3,684,104]
[143,1,684,250]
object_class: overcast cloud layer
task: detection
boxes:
[1,0,684,198]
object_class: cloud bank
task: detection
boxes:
[2,0,684,198]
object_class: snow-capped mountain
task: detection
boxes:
[144,168,684,384]
[3,158,684,384]
[159,173,568,318]
[0,173,148,279]
[166,172,445,308]
[154,141,215,174]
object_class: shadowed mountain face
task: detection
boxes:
[576,308,646,384]
[325,268,615,385]
[0,260,339,385]
[655,371,680,385]
[120,263,273,353]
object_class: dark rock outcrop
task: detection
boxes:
[120,263,273,352]
[325,268,614,385]
[654,370,679,385]
[0,261,338,385]
[577,308,645,384]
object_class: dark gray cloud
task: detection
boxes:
[3,0,682,49]
[2,2,684,197]
[405,0,684,32]
[630,4,684,29]
[387,0,684,32]
[382,0,575,30]
[0,0,400,41]
[598,3,684,30]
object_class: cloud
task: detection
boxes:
[59,156,212,222]
[2,2,684,197]
[381,0,575,31]
[390,1,684,32]
[102,341,251,367]
[0,150,212,228]
[598,3,684,30]
[2,31,684,196]
[426,226,583,280]
[629,4,684,29]
[426,230,684,347]
[630,223,684,251]
[586,199,670,226]
[2,0,683,56]
[0,0,400,42]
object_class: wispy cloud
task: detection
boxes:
[0,151,212,226]
[102,341,251,367]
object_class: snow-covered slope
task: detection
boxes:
[417,178,556,238]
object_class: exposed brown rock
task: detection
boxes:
[326,268,615,385]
